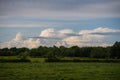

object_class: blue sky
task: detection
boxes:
[0,0,120,48]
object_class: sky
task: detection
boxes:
[0,0,120,48]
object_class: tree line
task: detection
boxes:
[0,41,120,59]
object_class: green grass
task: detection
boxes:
[0,56,120,63]
[0,62,120,80]
[0,56,120,80]
[0,56,44,62]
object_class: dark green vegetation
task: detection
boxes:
[1,56,120,63]
[0,41,120,59]
[0,41,120,63]
[0,62,120,80]
[0,42,120,80]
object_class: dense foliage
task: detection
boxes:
[0,41,120,59]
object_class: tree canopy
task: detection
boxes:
[0,41,120,59]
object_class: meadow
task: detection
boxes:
[0,57,120,80]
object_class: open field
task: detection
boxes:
[0,61,120,80]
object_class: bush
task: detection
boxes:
[45,57,60,62]
[18,51,31,62]
[0,58,31,63]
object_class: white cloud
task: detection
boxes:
[40,28,58,37]
[54,28,113,47]
[60,36,112,47]
[13,32,22,41]
[59,29,75,34]
[0,27,119,48]
[79,27,120,34]
[39,28,76,38]
[0,33,41,48]
[58,27,120,47]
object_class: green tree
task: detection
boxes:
[17,47,29,55]
[59,46,67,57]
[45,48,60,62]
[9,47,17,55]
[29,48,41,57]
[66,46,80,57]
[111,41,120,59]
[0,48,11,56]
[90,47,109,58]
[79,47,92,57]
[18,51,30,60]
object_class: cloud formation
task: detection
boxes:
[0,27,120,48]
[0,33,40,48]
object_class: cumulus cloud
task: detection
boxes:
[0,27,120,48]
[60,36,111,47]
[79,27,120,34]
[59,29,81,37]
[39,28,78,38]
[0,33,41,48]
[79,27,120,40]
[40,28,58,37]
[59,29,75,34]
[13,32,22,41]
[60,27,120,47]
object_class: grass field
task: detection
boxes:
[0,62,120,80]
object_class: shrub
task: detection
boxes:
[45,57,60,62]
[18,51,31,62]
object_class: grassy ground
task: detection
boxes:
[0,62,120,80]
[0,56,120,80]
